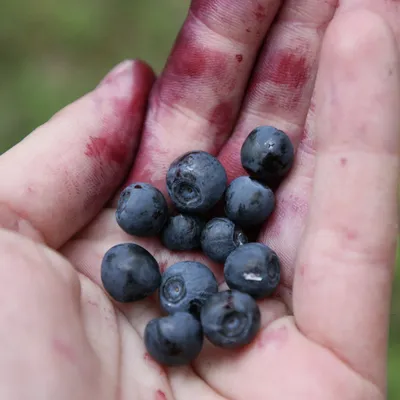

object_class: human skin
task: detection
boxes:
[0,1,398,399]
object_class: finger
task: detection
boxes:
[127,0,282,190]
[0,60,154,248]
[293,10,400,389]
[219,0,338,180]
[217,0,337,304]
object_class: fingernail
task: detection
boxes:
[97,60,134,88]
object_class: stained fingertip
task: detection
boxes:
[0,59,155,248]
[127,0,281,191]
[83,60,155,169]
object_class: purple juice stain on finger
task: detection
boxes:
[85,62,154,166]
[82,62,155,210]
[209,101,235,141]
[269,52,311,89]
[253,3,267,22]
[156,25,229,109]
[246,49,312,112]
[85,136,128,166]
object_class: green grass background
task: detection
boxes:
[0,0,399,396]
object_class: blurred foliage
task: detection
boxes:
[0,0,188,151]
[389,246,400,399]
[0,0,399,397]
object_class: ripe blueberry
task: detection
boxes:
[161,214,205,251]
[224,176,275,227]
[159,261,218,317]
[201,217,248,263]
[224,242,281,299]
[166,151,227,213]
[241,125,295,187]
[200,290,261,349]
[144,312,203,366]
[101,243,161,303]
[116,183,168,237]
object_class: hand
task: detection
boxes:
[0,1,399,400]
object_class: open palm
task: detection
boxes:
[0,1,399,399]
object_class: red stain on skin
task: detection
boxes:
[299,263,306,277]
[165,28,228,80]
[246,48,311,112]
[155,390,167,400]
[253,3,266,22]
[82,62,154,211]
[168,39,207,79]
[267,52,311,89]
[340,157,347,166]
[257,325,288,349]
[209,101,234,137]
[157,26,230,109]
[85,62,154,168]
[85,136,128,166]
[53,339,76,364]
[246,28,251,32]
[154,2,277,113]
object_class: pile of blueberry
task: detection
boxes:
[101,125,294,366]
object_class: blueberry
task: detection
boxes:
[201,217,248,263]
[161,214,205,251]
[166,151,227,213]
[241,125,295,187]
[159,261,218,317]
[200,290,261,349]
[116,183,168,237]
[101,243,161,303]
[224,243,281,299]
[224,176,275,227]
[144,312,203,366]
